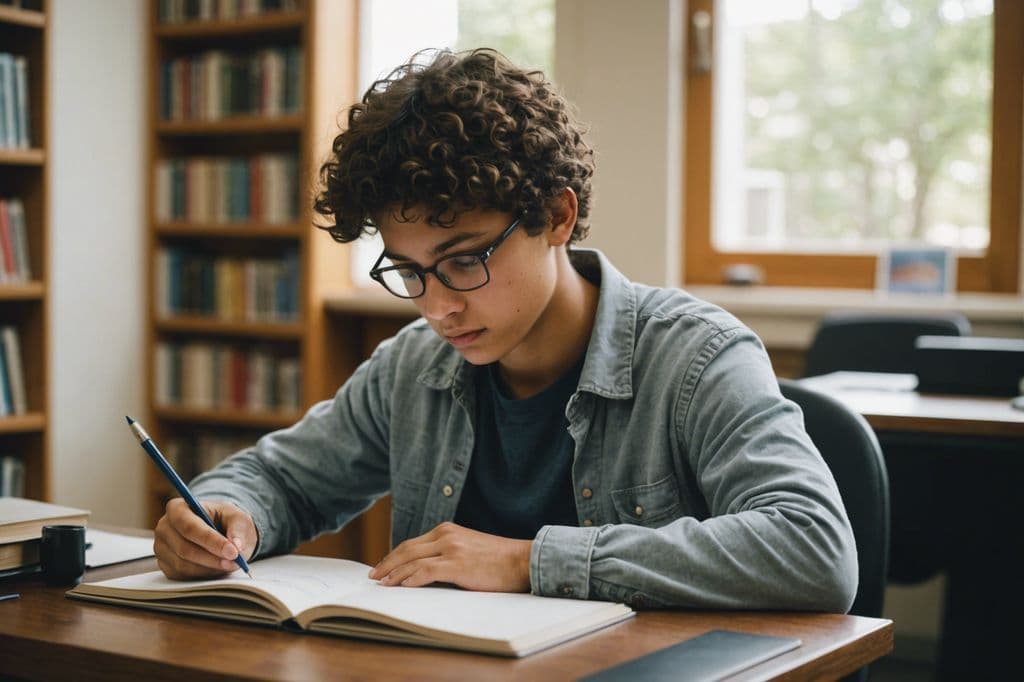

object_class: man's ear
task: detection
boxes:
[547,188,579,247]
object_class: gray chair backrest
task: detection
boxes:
[804,311,971,377]
[779,379,890,619]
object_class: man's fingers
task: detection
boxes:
[167,499,238,560]
[369,538,442,580]
[380,557,452,587]
[154,538,234,580]
[155,528,236,573]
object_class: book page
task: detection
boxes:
[76,555,376,618]
[313,581,631,643]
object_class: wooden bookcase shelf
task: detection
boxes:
[154,115,303,136]
[144,0,359,542]
[0,1,49,500]
[155,316,305,339]
[152,405,303,430]
[154,10,305,38]
[156,222,303,239]
[0,412,46,435]
[0,5,44,28]
[0,148,45,165]
[0,282,45,300]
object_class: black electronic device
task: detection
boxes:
[914,335,1024,397]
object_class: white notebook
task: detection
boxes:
[69,554,634,657]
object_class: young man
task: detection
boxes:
[155,49,857,611]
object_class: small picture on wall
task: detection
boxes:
[878,247,956,295]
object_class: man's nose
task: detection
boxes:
[417,273,465,320]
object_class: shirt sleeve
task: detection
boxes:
[530,327,859,612]
[189,342,394,558]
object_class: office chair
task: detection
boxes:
[779,379,890,619]
[779,379,890,682]
[803,311,970,585]
[803,310,971,377]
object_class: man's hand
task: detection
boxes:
[368,522,532,592]
[154,498,258,580]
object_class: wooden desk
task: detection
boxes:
[798,372,1024,438]
[0,557,892,681]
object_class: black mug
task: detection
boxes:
[40,524,86,587]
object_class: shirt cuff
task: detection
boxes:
[530,524,600,599]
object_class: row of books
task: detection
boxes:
[0,53,30,149]
[160,47,303,121]
[164,431,254,484]
[0,199,32,282]
[155,154,299,224]
[158,0,299,24]
[155,341,302,412]
[0,455,24,497]
[155,248,299,321]
[0,326,26,416]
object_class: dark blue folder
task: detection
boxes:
[580,629,801,682]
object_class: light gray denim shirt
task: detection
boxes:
[191,249,858,612]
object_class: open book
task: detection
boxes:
[69,555,634,657]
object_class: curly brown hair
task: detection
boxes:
[313,48,595,243]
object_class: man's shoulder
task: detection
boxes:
[632,283,749,341]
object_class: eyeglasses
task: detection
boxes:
[369,215,523,299]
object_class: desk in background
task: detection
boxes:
[798,372,1023,682]
[0,553,892,681]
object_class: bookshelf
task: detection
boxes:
[0,0,49,500]
[144,0,358,549]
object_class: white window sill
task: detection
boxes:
[686,285,1023,349]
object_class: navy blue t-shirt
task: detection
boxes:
[453,358,583,539]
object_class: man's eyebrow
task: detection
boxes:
[382,232,485,262]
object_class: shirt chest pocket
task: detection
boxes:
[390,475,430,545]
[610,474,682,528]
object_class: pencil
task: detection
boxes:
[125,416,254,579]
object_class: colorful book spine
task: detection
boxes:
[155,340,301,413]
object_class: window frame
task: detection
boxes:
[683,0,1023,292]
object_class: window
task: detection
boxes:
[351,0,555,287]
[684,0,1022,292]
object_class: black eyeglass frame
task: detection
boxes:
[369,215,524,299]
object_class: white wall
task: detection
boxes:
[50,0,147,526]
[555,0,684,287]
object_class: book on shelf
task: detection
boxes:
[0,325,26,415]
[156,340,301,412]
[0,53,30,150]
[155,247,298,321]
[159,46,302,121]
[0,198,31,282]
[163,431,253,482]
[0,455,25,497]
[69,554,634,657]
[155,154,299,224]
[157,0,300,25]
[0,497,90,544]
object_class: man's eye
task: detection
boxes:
[450,256,480,269]
[397,268,420,282]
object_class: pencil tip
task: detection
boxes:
[125,416,134,424]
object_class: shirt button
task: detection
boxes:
[634,505,644,516]
[581,487,593,499]
[582,519,593,527]
[442,485,454,497]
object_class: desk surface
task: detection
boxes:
[0,557,892,681]
[799,372,1024,438]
